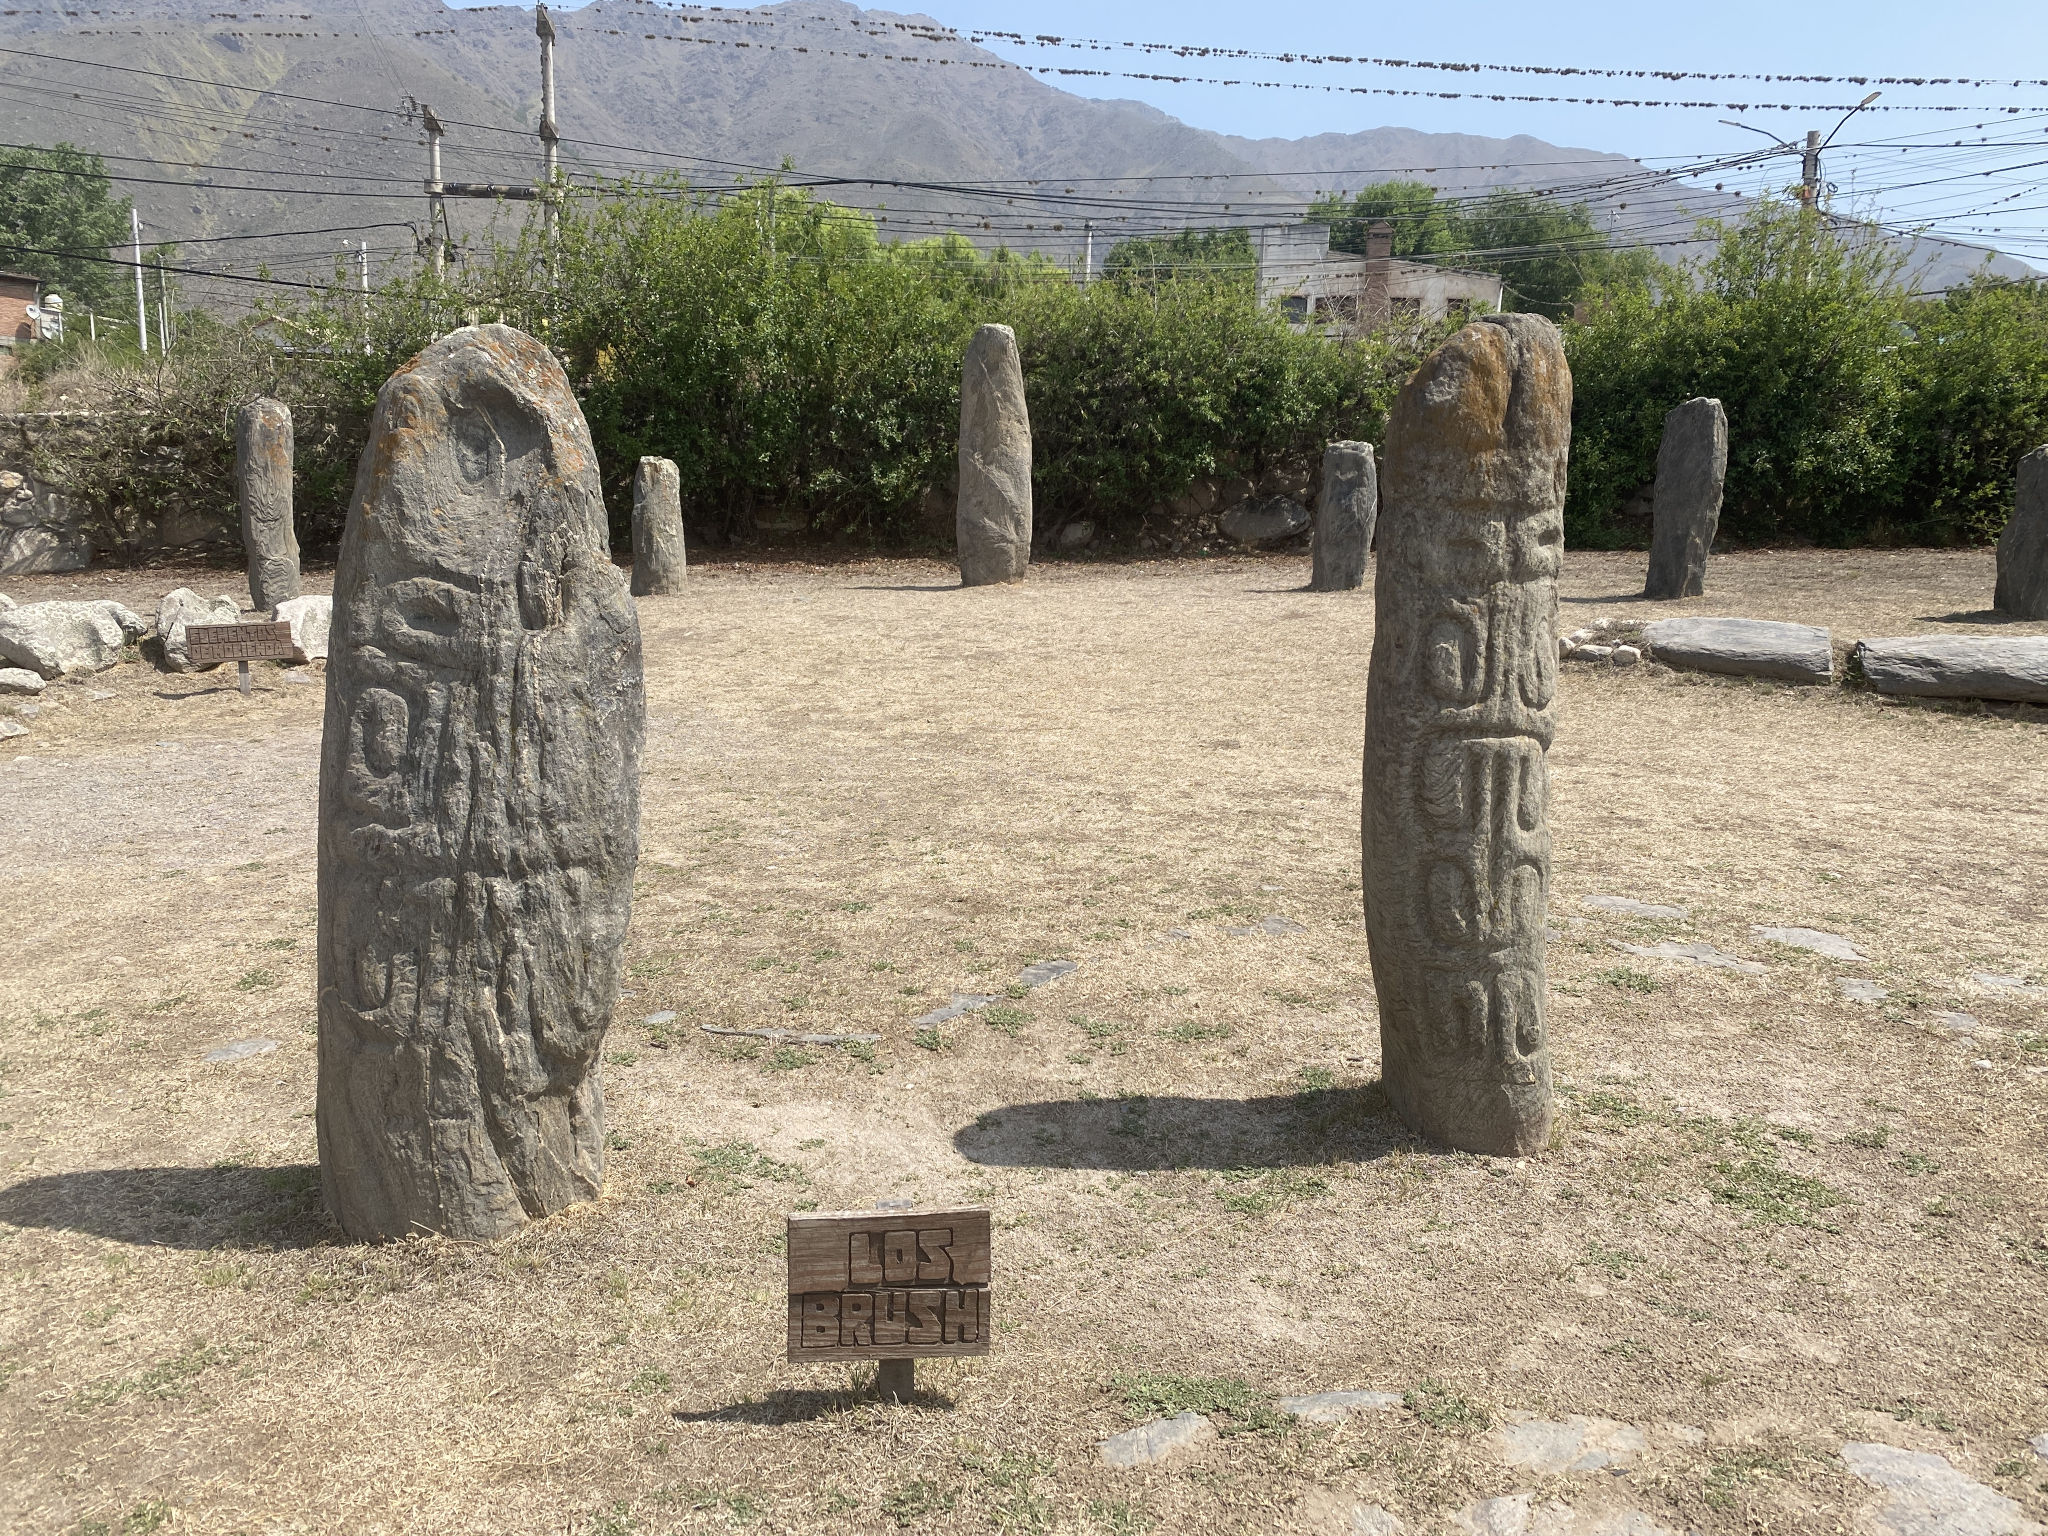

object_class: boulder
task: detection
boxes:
[0,599,142,678]
[1841,1443,2041,1536]
[0,468,91,575]
[1220,496,1311,545]
[1642,397,1728,599]
[0,666,44,694]
[273,594,332,663]
[1855,635,2048,704]
[156,588,242,671]
[956,323,1032,586]
[1055,518,1096,551]
[1310,440,1378,590]
[1994,444,2048,618]
[1640,617,1833,684]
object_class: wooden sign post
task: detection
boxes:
[185,620,296,696]
[786,1206,990,1402]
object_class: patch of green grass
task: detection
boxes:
[1217,1167,1329,1215]
[261,936,298,950]
[1583,1242,1642,1277]
[912,1027,945,1053]
[1296,1066,1336,1092]
[1595,967,1660,993]
[147,993,192,1013]
[1087,1497,1154,1535]
[73,1342,223,1411]
[1704,1448,1793,1508]
[811,948,843,961]
[234,969,275,992]
[120,1501,170,1535]
[767,1046,818,1071]
[710,1036,764,1062]
[1842,1126,1889,1150]
[835,900,871,913]
[1113,1373,1286,1436]
[1573,1088,1653,1127]
[608,1051,639,1067]
[1895,1151,1940,1174]
[1164,1019,1231,1044]
[747,956,777,972]
[628,1368,671,1396]
[1264,988,1310,1006]
[1707,1152,1846,1230]
[880,1479,954,1527]
[982,1004,1030,1037]
[1404,1377,1490,1433]
[952,938,977,953]
[1875,1397,1955,1432]
[689,1140,805,1189]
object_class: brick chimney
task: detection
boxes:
[1365,220,1394,261]
[1362,221,1395,329]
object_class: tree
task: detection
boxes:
[1102,227,1255,290]
[1307,180,1458,258]
[0,143,134,313]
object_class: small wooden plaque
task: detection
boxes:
[785,1207,991,1362]
[185,620,296,666]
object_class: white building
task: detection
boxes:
[1254,222,1503,336]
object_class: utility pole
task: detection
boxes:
[1082,219,1093,285]
[131,207,148,356]
[422,103,447,276]
[156,258,170,352]
[1798,130,1822,206]
[358,240,371,354]
[537,3,559,247]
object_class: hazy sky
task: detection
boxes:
[490,0,2048,256]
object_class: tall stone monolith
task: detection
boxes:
[238,396,300,610]
[1994,445,2048,619]
[957,323,1032,586]
[1642,397,1727,600]
[630,455,686,596]
[1362,313,1570,1156]
[317,324,645,1242]
[1310,441,1378,591]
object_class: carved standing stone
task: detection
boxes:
[1310,441,1378,591]
[317,324,644,1242]
[237,397,300,610]
[630,455,686,596]
[1642,397,1727,600]
[1994,445,2048,619]
[1362,313,1569,1156]
[957,323,1032,586]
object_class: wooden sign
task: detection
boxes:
[185,620,296,696]
[786,1207,991,1362]
[185,621,296,667]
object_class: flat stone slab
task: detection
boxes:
[1640,617,1834,684]
[1974,972,2046,996]
[699,1026,879,1047]
[1099,1411,1216,1468]
[1753,925,1866,961]
[1297,1491,1407,1535]
[1489,1414,1647,1475]
[1841,1443,2042,1536]
[1612,939,1764,976]
[642,1011,678,1025]
[1447,1494,1678,1536]
[1932,1011,1985,1036]
[1018,959,1078,988]
[1837,978,1890,1004]
[204,1038,279,1064]
[910,993,997,1027]
[1278,1389,1403,1423]
[1857,636,2048,704]
[2032,1430,2048,1462]
[1583,894,1688,920]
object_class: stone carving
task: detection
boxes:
[237,397,300,610]
[957,323,1032,586]
[1362,314,1569,1156]
[630,455,686,596]
[1994,445,2048,618]
[316,324,644,1242]
[1642,398,1727,599]
[1311,441,1378,590]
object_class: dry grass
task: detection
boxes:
[1,548,2045,1535]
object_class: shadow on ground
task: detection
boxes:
[673,1383,957,1424]
[953,1084,1411,1171]
[0,1163,335,1250]
[1921,608,2028,626]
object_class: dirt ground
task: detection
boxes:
[1,548,2045,1536]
